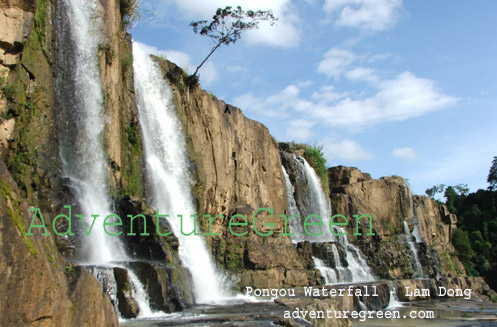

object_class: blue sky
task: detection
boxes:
[132,0,497,195]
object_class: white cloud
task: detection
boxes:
[345,67,379,83]
[393,147,417,161]
[323,0,403,31]
[323,138,372,160]
[233,84,314,118]
[310,71,459,129]
[317,47,357,79]
[285,119,315,142]
[163,0,301,48]
[312,85,349,103]
[135,43,218,85]
[235,71,457,131]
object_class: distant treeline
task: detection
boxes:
[427,156,497,290]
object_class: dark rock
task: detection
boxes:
[114,267,140,319]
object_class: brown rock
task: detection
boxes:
[159,60,310,288]
[0,160,118,326]
[328,166,466,279]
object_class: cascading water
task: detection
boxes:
[282,156,374,283]
[403,221,424,278]
[282,166,306,243]
[132,41,226,303]
[55,0,155,317]
[55,0,124,264]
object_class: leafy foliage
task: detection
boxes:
[425,184,445,199]
[488,156,497,191]
[190,6,277,77]
[303,145,329,195]
[438,157,497,289]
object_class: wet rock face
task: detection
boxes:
[327,166,466,279]
[158,60,313,289]
[113,196,195,312]
[114,267,141,318]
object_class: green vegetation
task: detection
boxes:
[190,6,277,78]
[1,179,38,256]
[120,122,143,197]
[425,184,445,200]
[488,156,497,191]
[303,145,329,196]
[120,0,140,27]
[431,157,497,289]
[120,0,154,29]
[0,77,19,102]
[270,135,279,148]
[122,54,133,73]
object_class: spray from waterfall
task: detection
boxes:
[132,41,226,303]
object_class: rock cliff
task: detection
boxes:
[0,160,118,326]
[327,165,465,279]
[158,60,318,289]
[0,0,136,324]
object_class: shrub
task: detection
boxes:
[303,145,329,195]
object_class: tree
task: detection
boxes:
[190,6,277,79]
[488,156,497,191]
[425,184,445,199]
[454,183,469,196]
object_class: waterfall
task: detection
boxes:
[55,0,125,264]
[312,257,338,284]
[132,41,226,303]
[403,221,424,278]
[282,166,306,243]
[54,0,158,317]
[282,156,374,283]
[387,282,403,308]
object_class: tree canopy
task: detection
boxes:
[190,6,277,79]
[488,156,497,191]
[433,157,497,290]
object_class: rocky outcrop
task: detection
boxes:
[97,0,144,198]
[115,197,196,313]
[157,60,314,289]
[0,160,118,326]
[328,166,466,279]
[0,0,143,323]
